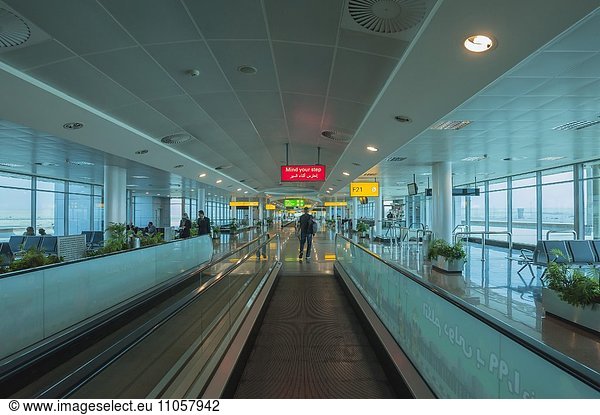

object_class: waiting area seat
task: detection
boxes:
[81,231,103,250]
[8,236,24,255]
[39,236,58,255]
[515,239,600,287]
[0,242,12,266]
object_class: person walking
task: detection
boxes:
[196,210,211,236]
[179,213,191,238]
[297,207,315,260]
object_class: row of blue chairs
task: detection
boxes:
[0,236,59,266]
[81,231,104,250]
[516,239,600,286]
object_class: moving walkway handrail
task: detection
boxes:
[38,234,281,398]
[334,233,600,393]
[545,230,578,240]
[5,235,280,398]
[453,231,513,261]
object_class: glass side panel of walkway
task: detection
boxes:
[338,233,600,398]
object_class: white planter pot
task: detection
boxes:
[542,287,600,334]
[431,257,465,273]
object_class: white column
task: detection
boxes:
[432,161,453,243]
[259,198,264,222]
[197,188,206,215]
[352,198,358,231]
[231,196,236,221]
[374,192,383,236]
[104,165,127,239]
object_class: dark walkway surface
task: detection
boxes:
[233,231,397,398]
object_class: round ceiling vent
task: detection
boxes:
[348,0,428,33]
[161,133,191,144]
[0,9,31,48]
[321,130,352,143]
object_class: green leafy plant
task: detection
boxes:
[212,225,221,234]
[427,239,466,261]
[229,221,238,233]
[139,231,164,247]
[7,248,62,272]
[266,218,273,226]
[543,250,600,308]
[356,221,369,233]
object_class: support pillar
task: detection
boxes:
[432,161,453,243]
[352,198,358,231]
[104,165,127,239]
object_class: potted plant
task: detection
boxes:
[356,221,369,238]
[542,250,600,333]
[266,218,273,227]
[212,225,221,239]
[427,238,466,273]
[229,220,238,234]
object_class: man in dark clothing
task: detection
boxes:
[179,213,191,238]
[196,210,211,236]
[297,207,315,259]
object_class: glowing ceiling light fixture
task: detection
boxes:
[464,34,494,53]
[199,173,207,178]
[237,188,242,191]
[366,146,378,152]
[216,179,222,183]
[342,171,350,176]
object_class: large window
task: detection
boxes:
[511,174,537,244]
[488,179,508,241]
[541,167,574,240]
[583,161,600,239]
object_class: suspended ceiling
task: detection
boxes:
[0,0,599,201]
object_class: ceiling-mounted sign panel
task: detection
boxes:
[281,164,326,182]
[350,182,379,197]
[265,204,276,210]
[284,199,305,208]
[229,201,259,207]
[324,202,347,207]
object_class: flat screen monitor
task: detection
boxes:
[407,182,418,196]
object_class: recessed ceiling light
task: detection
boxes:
[244,191,248,194]
[464,34,494,52]
[461,155,487,162]
[174,164,184,168]
[328,187,333,191]
[539,156,566,161]
[342,172,350,176]
[216,179,222,184]
[66,160,95,166]
[187,69,200,77]
[131,175,149,179]
[191,189,195,192]
[326,190,330,193]
[421,172,431,176]
[237,188,242,191]
[0,162,24,168]
[199,173,207,178]
[145,192,149,195]
[430,120,472,130]
[366,146,378,152]
[157,193,161,196]
[126,184,138,187]
[63,122,84,130]
[238,65,257,74]
[135,149,148,155]
[394,115,412,123]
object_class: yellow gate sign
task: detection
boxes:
[350,182,379,197]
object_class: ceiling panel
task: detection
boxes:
[184,0,267,40]
[26,57,140,111]
[4,0,136,55]
[282,93,326,144]
[84,47,184,101]
[321,98,370,133]
[265,0,343,45]
[207,40,278,91]
[100,0,200,45]
[106,102,179,139]
[191,91,247,120]
[146,41,231,95]
[236,91,284,120]
[328,48,398,104]
[527,77,597,95]
[0,39,74,71]
[337,28,409,58]
[509,51,596,77]
[483,77,549,96]
[146,95,213,128]
[273,42,333,95]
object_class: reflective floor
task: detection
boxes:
[215,227,600,378]
[360,235,600,375]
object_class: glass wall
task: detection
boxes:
[487,179,508,242]
[541,167,574,240]
[511,174,537,244]
[583,161,600,239]
[0,170,101,242]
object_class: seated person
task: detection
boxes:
[38,228,47,235]
[23,226,35,236]
[146,221,157,236]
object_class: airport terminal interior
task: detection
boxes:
[0,0,599,399]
